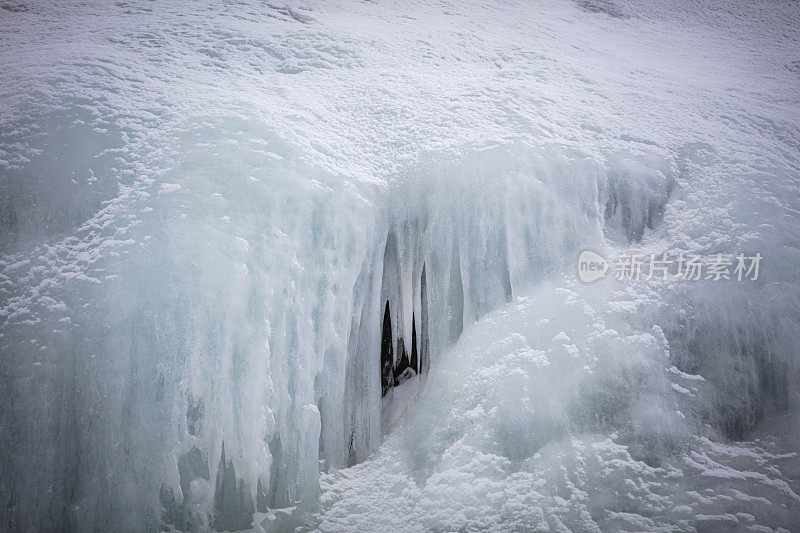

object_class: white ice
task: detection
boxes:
[1,0,799,531]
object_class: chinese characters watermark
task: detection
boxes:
[578,250,762,283]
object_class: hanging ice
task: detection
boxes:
[1,0,799,531]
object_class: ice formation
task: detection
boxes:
[1,0,799,531]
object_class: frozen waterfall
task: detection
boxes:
[2,0,800,531]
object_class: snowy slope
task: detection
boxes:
[1,0,799,531]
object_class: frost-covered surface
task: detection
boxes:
[313,283,800,532]
[1,0,799,531]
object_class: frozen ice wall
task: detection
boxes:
[2,0,800,531]
[0,126,609,530]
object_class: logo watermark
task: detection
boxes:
[578,251,762,283]
[578,250,608,283]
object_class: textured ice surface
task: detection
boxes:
[1,0,799,531]
[313,283,800,531]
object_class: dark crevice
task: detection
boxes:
[380,301,394,396]
[380,258,433,398]
[381,300,418,397]
[380,256,434,396]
